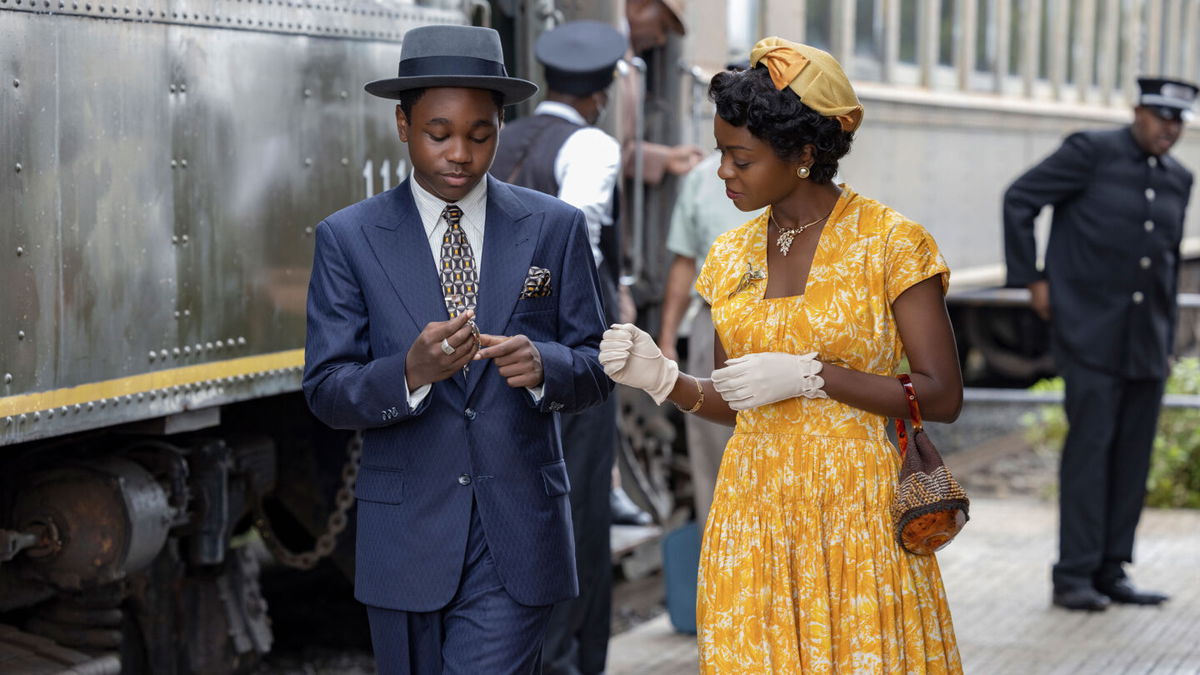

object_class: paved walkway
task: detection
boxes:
[607,497,1200,674]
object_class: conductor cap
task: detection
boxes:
[1137,77,1198,122]
[537,21,627,97]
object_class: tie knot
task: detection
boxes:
[443,204,464,229]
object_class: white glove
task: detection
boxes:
[599,323,679,405]
[711,352,827,411]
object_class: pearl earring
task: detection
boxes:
[796,166,811,179]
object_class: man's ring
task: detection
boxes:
[440,338,456,356]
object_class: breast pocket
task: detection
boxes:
[512,295,557,315]
[507,304,558,339]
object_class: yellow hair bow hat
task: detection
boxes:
[749,37,864,132]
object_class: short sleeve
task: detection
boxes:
[884,219,950,303]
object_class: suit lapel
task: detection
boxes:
[467,177,541,396]
[362,181,461,387]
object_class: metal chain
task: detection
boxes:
[254,433,362,570]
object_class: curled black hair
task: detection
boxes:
[708,66,854,184]
[397,88,506,122]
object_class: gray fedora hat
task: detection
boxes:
[365,25,538,104]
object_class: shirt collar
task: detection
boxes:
[535,100,588,126]
[409,171,488,236]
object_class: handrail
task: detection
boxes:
[946,287,1200,309]
[963,387,1200,409]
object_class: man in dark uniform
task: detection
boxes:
[1004,77,1197,612]
[490,21,627,675]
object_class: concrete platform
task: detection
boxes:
[607,497,1200,674]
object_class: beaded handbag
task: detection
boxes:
[891,374,969,555]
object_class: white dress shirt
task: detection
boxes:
[410,168,489,268]
[404,174,542,406]
[534,100,621,267]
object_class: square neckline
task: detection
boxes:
[757,185,854,302]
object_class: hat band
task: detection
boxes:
[397,55,509,79]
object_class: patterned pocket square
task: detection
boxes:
[520,266,553,299]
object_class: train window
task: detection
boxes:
[899,0,918,64]
[1007,0,1021,77]
[855,0,881,62]
[975,0,991,74]
[1038,0,1053,80]
[938,0,954,66]
[806,1,832,53]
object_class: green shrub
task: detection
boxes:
[1021,357,1200,509]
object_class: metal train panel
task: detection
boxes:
[0,2,463,445]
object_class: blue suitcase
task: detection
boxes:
[662,521,702,634]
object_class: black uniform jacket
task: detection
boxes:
[1004,127,1194,379]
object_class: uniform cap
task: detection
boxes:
[536,21,627,97]
[1137,77,1198,122]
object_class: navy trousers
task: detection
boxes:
[367,501,554,675]
[1052,350,1165,592]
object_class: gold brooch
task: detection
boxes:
[728,261,765,299]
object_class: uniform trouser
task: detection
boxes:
[686,304,734,525]
[1052,350,1166,592]
[541,393,617,675]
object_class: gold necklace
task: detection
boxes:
[769,210,827,256]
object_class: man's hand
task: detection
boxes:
[405,311,480,390]
[1028,280,1051,321]
[475,334,544,388]
[666,145,704,176]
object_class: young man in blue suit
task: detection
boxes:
[302,25,612,674]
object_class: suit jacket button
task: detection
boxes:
[458,474,472,486]
[1132,291,1145,304]
[464,408,476,420]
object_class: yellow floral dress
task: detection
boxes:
[694,185,961,673]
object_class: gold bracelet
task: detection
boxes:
[673,377,704,414]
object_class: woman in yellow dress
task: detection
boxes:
[600,38,963,673]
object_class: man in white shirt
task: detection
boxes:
[490,20,630,675]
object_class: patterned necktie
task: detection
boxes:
[439,204,478,318]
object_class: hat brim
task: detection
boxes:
[1145,104,1194,122]
[365,75,538,105]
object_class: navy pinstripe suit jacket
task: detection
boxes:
[302,176,612,612]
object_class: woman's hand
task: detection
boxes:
[599,324,679,404]
[711,352,826,410]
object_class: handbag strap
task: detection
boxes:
[894,373,924,458]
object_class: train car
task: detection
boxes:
[0,2,478,672]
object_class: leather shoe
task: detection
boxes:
[1052,587,1111,612]
[611,487,653,526]
[1096,579,1169,605]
